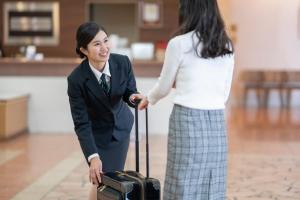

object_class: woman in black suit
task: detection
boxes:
[67,22,145,199]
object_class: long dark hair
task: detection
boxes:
[75,22,107,58]
[178,0,233,58]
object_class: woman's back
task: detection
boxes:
[172,31,234,109]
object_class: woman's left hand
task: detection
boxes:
[130,94,149,110]
[89,157,102,185]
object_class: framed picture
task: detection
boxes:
[139,1,163,28]
[3,2,60,46]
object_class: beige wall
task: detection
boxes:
[229,0,300,69]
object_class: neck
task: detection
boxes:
[89,60,106,72]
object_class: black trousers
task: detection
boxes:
[97,136,130,172]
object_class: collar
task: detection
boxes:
[89,61,111,81]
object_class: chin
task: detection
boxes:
[98,56,109,62]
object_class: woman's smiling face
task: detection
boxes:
[81,30,111,65]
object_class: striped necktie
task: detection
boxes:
[100,73,110,95]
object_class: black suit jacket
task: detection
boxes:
[67,54,137,161]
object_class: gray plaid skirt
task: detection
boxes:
[163,104,227,200]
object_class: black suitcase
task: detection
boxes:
[98,103,161,200]
[97,185,122,200]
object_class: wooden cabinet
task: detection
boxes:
[0,93,29,139]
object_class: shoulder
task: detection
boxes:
[169,31,193,44]
[109,53,129,64]
[109,53,131,72]
[167,31,193,53]
[67,59,86,83]
[227,53,235,66]
[168,36,181,48]
[165,35,187,58]
[222,52,235,62]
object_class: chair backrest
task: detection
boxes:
[286,71,300,82]
[263,71,287,83]
[241,70,264,83]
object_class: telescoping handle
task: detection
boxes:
[134,99,150,178]
[134,100,140,173]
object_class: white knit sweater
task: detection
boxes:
[147,31,234,110]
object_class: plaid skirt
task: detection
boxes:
[163,104,227,200]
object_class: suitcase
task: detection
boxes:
[97,102,161,200]
[97,185,123,200]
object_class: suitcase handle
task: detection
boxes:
[134,99,150,178]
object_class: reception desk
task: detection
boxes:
[0,93,29,139]
[0,57,168,134]
[0,58,163,77]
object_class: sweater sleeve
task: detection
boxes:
[224,54,235,103]
[147,38,182,105]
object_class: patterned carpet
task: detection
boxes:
[42,154,300,200]
[227,154,300,200]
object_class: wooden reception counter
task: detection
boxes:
[0,92,29,140]
[0,58,163,77]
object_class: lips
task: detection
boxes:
[99,52,109,57]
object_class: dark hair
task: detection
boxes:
[178,0,233,58]
[75,22,107,58]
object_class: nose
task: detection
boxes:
[100,45,108,52]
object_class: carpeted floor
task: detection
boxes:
[41,153,300,200]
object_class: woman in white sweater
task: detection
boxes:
[138,0,234,199]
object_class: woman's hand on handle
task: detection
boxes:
[89,157,102,186]
[138,97,149,110]
[130,94,149,110]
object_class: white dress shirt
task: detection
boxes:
[89,61,111,84]
[147,31,234,110]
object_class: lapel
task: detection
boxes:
[81,59,111,108]
[109,57,120,99]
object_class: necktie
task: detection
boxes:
[100,73,110,95]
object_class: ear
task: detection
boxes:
[80,47,88,56]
